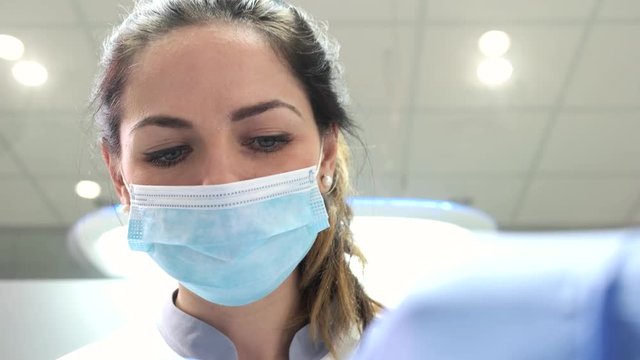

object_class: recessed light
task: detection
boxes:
[478,30,511,57]
[12,60,48,87]
[75,180,102,200]
[477,57,513,86]
[0,34,24,61]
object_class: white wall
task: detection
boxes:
[0,228,102,279]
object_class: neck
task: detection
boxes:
[175,271,302,360]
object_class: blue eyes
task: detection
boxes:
[144,135,292,168]
[145,145,192,168]
[243,134,291,153]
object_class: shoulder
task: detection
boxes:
[57,322,183,360]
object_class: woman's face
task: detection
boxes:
[104,24,337,204]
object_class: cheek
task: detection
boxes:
[283,134,322,168]
[119,156,139,185]
[117,139,156,184]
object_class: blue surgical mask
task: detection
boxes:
[125,164,329,306]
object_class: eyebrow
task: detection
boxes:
[129,115,192,134]
[231,99,302,121]
[129,99,302,134]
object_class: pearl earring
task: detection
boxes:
[321,175,333,189]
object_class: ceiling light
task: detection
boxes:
[12,60,48,86]
[478,30,511,57]
[477,57,513,86]
[75,180,102,200]
[0,34,24,61]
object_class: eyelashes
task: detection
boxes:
[242,134,292,153]
[143,134,292,168]
[143,144,193,168]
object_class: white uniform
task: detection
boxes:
[59,291,360,360]
[59,325,358,360]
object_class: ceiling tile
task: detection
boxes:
[427,0,595,21]
[538,111,640,173]
[0,141,21,176]
[1,0,638,232]
[38,177,116,225]
[0,114,106,178]
[599,0,640,19]
[416,25,582,108]
[0,61,32,111]
[90,27,113,49]
[0,178,59,227]
[76,0,135,25]
[0,0,77,26]
[0,157,21,176]
[515,176,640,227]
[291,0,419,22]
[79,0,420,25]
[1,27,95,64]
[564,24,640,107]
[405,175,524,224]
[408,110,550,175]
[0,28,96,112]
[332,25,415,109]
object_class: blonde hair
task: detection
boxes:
[296,134,382,354]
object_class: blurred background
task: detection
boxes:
[0,0,639,358]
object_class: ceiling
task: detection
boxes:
[0,0,639,230]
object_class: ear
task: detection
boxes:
[319,123,339,192]
[101,141,130,206]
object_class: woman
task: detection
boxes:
[61,0,380,359]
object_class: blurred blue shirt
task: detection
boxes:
[351,236,640,360]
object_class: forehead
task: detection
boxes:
[120,23,306,121]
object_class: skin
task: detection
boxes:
[102,23,338,360]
